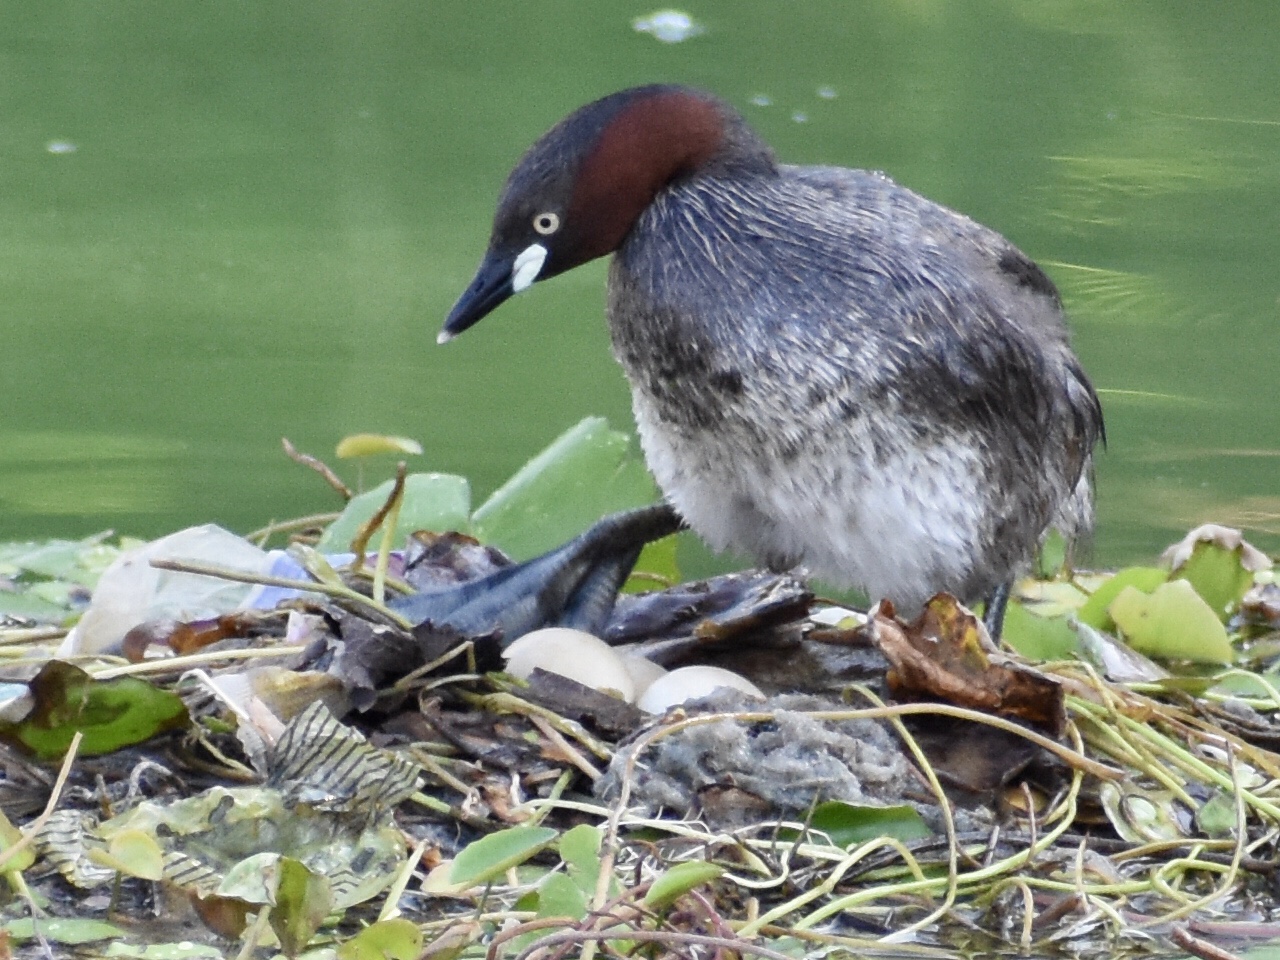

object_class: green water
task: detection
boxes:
[2,1,1278,568]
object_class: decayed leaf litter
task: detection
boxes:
[1,422,1280,958]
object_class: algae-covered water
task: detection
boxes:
[1,1,1278,568]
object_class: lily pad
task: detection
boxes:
[3,918,126,944]
[471,417,659,561]
[0,660,189,760]
[1001,602,1081,660]
[1173,540,1257,622]
[1109,580,1234,664]
[1077,566,1167,631]
[318,473,471,552]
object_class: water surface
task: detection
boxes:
[2,1,1278,568]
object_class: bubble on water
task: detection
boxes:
[749,94,772,108]
[46,140,77,155]
[632,10,705,43]
[791,111,809,123]
[817,85,837,100]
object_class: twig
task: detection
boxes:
[349,462,406,569]
[0,627,69,647]
[245,512,341,545]
[529,714,603,781]
[370,461,407,604]
[1171,925,1245,960]
[90,644,308,680]
[281,437,352,500]
[147,557,413,630]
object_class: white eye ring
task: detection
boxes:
[532,212,560,236]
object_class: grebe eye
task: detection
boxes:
[532,212,560,236]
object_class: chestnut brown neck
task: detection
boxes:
[564,88,773,263]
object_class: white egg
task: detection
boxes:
[636,666,765,714]
[503,628,636,701]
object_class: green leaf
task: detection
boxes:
[337,918,423,960]
[628,532,681,590]
[1077,566,1167,631]
[317,473,471,552]
[1174,541,1256,622]
[783,801,932,849]
[270,857,334,959]
[87,828,164,880]
[6,535,110,586]
[643,860,724,910]
[557,824,602,897]
[1211,670,1280,699]
[335,434,424,458]
[0,661,189,760]
[1000,602,1081,660]
[1099,782,1185,843]
[3,918,125,944]
[1110,580,1235,664]
[218,851,281,905]
[0,810,35,873]
[448,826,558,889]
[0,590,72,624]
[1196,791,1239,838]
[471,417,659,561]
[535,870,589,920]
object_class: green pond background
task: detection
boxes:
[2,0,1278,571]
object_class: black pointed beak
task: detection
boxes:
[439,251,513,344]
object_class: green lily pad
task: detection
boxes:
[1099,782,1187,843]
[1077,566,1167,631]
[1196,791,1240,838]
[1109,580,1234,664]
[0,590,71,624]
[317,472,471,552]
[5,535,113,586]
[471,417,659,561]
[3,918,126,944]
[0,661,189,760]
[1173,540,1256,622]
[1001,602,1081,660]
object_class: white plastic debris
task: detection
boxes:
[59,524,274,656]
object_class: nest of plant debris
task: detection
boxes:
[2,436,1279,960]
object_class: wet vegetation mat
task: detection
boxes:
[2,419,1280,960]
